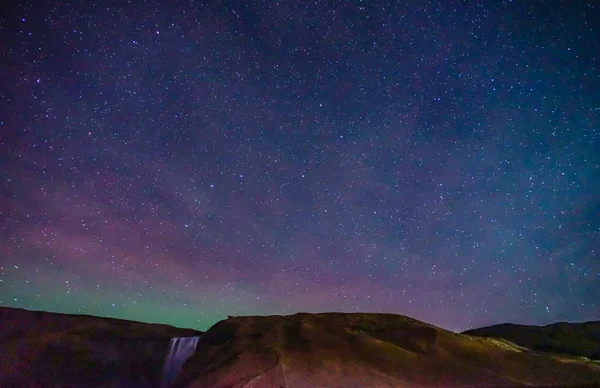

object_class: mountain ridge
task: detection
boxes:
[1,306,599,387]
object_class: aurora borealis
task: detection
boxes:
[1,0,598,332]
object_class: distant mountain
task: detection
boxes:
[463,321,600,360]
[0,306,202,387]
[174,312,600,387]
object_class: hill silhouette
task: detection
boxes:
[0,306,201,387]
[175,312,600,387]
[1,307,599,387]
[464,321,600,360]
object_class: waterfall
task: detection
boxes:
[161,336,200,388]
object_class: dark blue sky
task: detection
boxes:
[1,0,598,332]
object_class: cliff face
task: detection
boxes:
[0,306,202,388]
[175,313,600,388]
[463,321,600,360]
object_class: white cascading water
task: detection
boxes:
[161,336,200,388]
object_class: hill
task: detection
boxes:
[1,307,599,387]
[463,321,600,360]
[174,312,600,387]
[0,306,202,387]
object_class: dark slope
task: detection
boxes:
[0,306,202,387]
[464,321,600,360]
[175,313,600,388]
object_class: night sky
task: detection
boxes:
[1,1,598,333]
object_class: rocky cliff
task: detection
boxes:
[0,306,202,387]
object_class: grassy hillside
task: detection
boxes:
[464,321,600,360]
[175,313,600,387]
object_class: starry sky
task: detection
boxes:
[1,0,598,333]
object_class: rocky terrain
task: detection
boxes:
[0,306,202,387]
